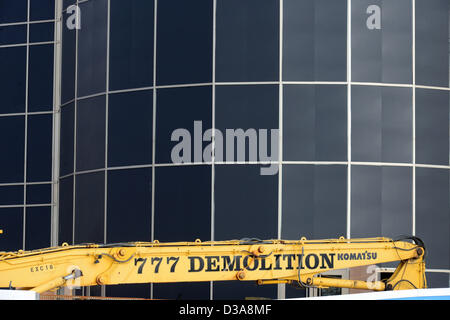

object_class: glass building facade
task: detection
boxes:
[0,0,449,299]
[0,0,56,254]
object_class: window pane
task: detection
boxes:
[352,86,412,163]
[27,114,53,182]
[351,166,412,238]
[59,176,73,245]
[0,208,23,252]
[63,0,76,9]
[0,47,26,114]
[0,0,27,24]
[77,0,107,97]
[156,86,212,164]
[75,172,105,244]
[381,0,412,84]
[0,116,25,183]
[60,103,74,176]
[286,285,306,299]
[107,168,151,243]
[282,165,347,240]
[76,95,106,172]
[153,283,210,300]
[0,185,23,206]
[61,10,76,105]
[214,165,278,240]
[215,85,278,163]
[213,282,277,300]
[108,90,153,167]
[157,0,212,85]
[30,22,54,43]
[110,0,154,91]
[416,168,449,269]
[154,165,211,242]
[283,85,347,161]
[216,0,279,82]
[283,0,347,81]
[28,44,54,112]
[30,0,55,21]
[26,184,51,205]
[106,284,151,299]
[416,89,449,166]
[416,0,449,87]
[352,0,412,84]
[25,206,51,250]
[426,273,449,289]
[0,25,27,45]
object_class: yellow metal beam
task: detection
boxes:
[0,237,426,292]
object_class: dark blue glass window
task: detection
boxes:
[106,284,151,299]
[426,273,450,289]
[215,85,278,163]
[77,0,107,97]
[75,172,105,244]
[216,0,279,82]
[0,0,27,24]
[30,0,55,21]
[30,22,54,43]
[63,0,76,9]
[213,282,277,300]
[0,25,27,45]
[26,184,51,205]
[76,95,106,172]
[416,168,449,269]
[61,10,76,105]
[0,47,26,114]
[416,89,449,166]
[214,165,278,240]
[60,104,74,176]
[0,208,23,252]
[153,283,210,300]
[28,44,54,112]
[351,166,412,238]
[108,90,153,167]
[154,165,211,243]
[25,206,51,250]
[352,0,413,84]
[59,176,73,245]
[416,0,449,87]
[283,85,347,161]
[156,86,212,164]
[110,0,154,91]
[283,0,347,81]
[107,168,152,243]
[27,114,53,182]
[0,116,25,183]
[286,286,306,299]
[0,185,23,206]
[157,0,212,86]
[282,165,347,240]
[352,86,412,163]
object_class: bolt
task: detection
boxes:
[118,249,126,257]
[258,246,265,254]
[236,272,246,281]
[416,248,424,257]
[96,276,105,286]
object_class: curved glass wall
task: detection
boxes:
[53,0,450,299]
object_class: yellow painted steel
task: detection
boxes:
[0,237,426,293]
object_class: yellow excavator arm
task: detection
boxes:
[0,237,426,294]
